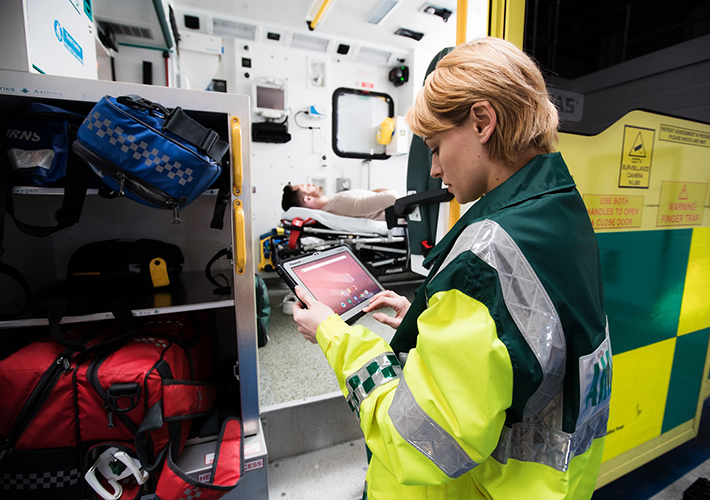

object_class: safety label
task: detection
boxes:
[619,126,655,188]
[657,181,707,227]
[659,124,710,148]
[245,458,264,472]
[244,441,262,455]
[583,194,644,230]
[54,20,84,65]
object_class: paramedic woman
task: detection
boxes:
[292,36,611,499]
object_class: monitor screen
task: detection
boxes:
[256,85,285,111]
[277,246,385,324]
[289,250,382,316]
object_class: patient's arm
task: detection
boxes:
[321,189,398,220]
[362,290,411,329]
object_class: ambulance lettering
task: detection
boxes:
[577,336,613,426]
[5,129,41,142]
[584,348,612,409]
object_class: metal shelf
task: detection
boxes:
[10,187,220,196]
[0,271,233,329]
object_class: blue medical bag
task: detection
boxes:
[73,95,228,223]
[5,102,84,186]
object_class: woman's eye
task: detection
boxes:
[431,147,439,156]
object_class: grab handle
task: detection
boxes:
[231,116,243,196]
[233,200,246,274]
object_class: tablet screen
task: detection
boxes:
[287,248,384,318]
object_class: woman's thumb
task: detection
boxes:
[294,286,311,307]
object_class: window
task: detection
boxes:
[332,87,394,160]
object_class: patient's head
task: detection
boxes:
[281,183,328,212]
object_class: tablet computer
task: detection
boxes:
[276,246,385,325]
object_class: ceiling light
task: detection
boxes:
[290,33,330,53]
[212,18,257,40]
[365,0,403,25]
[357,46,393,65]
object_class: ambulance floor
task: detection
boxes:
[258,279,419,408]
[260,279,710,500]
[267,438,368,500]
[265,403,710,500]
[259,278,417,500]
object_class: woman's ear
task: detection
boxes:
[470,101,497,144]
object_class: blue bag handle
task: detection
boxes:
[117,95,229,163]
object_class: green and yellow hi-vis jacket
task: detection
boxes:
[316,152,612,499]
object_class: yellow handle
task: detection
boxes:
[309,0,334,30]
[457,0,468,45]
[231,116,243,196]
[445,0,527,232]
[149,257,170,288]
[446,0,469,229]
[233,200,246,274]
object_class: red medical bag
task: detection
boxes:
[0,312,243,499]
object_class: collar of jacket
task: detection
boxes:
[423,152,577,268]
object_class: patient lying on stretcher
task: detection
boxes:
[281,183,398,221]
[266,184,408,278]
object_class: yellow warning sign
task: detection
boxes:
[659,124,710,148]
[619,126,655,188]
[583,194,644,230]
[657,181,708,227]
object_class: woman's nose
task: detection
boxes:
[430,159,442,178]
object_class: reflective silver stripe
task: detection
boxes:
[491,403,609,470]
[345,352,402,415]
[388,376,478,479]
[433,220,566,423]
[432,220,607,472]
[577,323,612,427]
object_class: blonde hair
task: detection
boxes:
[406,37,559,166]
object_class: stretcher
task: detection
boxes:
[258,189,454,279]
[258,207,409,278]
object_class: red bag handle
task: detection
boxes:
[155,418,243,499]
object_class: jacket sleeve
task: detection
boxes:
[316,288,514,486]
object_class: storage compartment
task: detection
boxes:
[0,69,266,499]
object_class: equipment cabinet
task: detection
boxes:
[0,69,267,499]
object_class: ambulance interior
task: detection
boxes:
[0,0,709,499]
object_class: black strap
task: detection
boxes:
[48,294,136,353]
[0,262,32,320]
[210,166,230,230]
[385,188,454,229]
[3,128,91,238]
[0,153,32,319]
[0,126,90,319]
[135,399,169,473]
[165,106,231,232]
[391,188,454,216]
[117,94,228,162]
[205,248,232,295]
[164,108,229,162]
